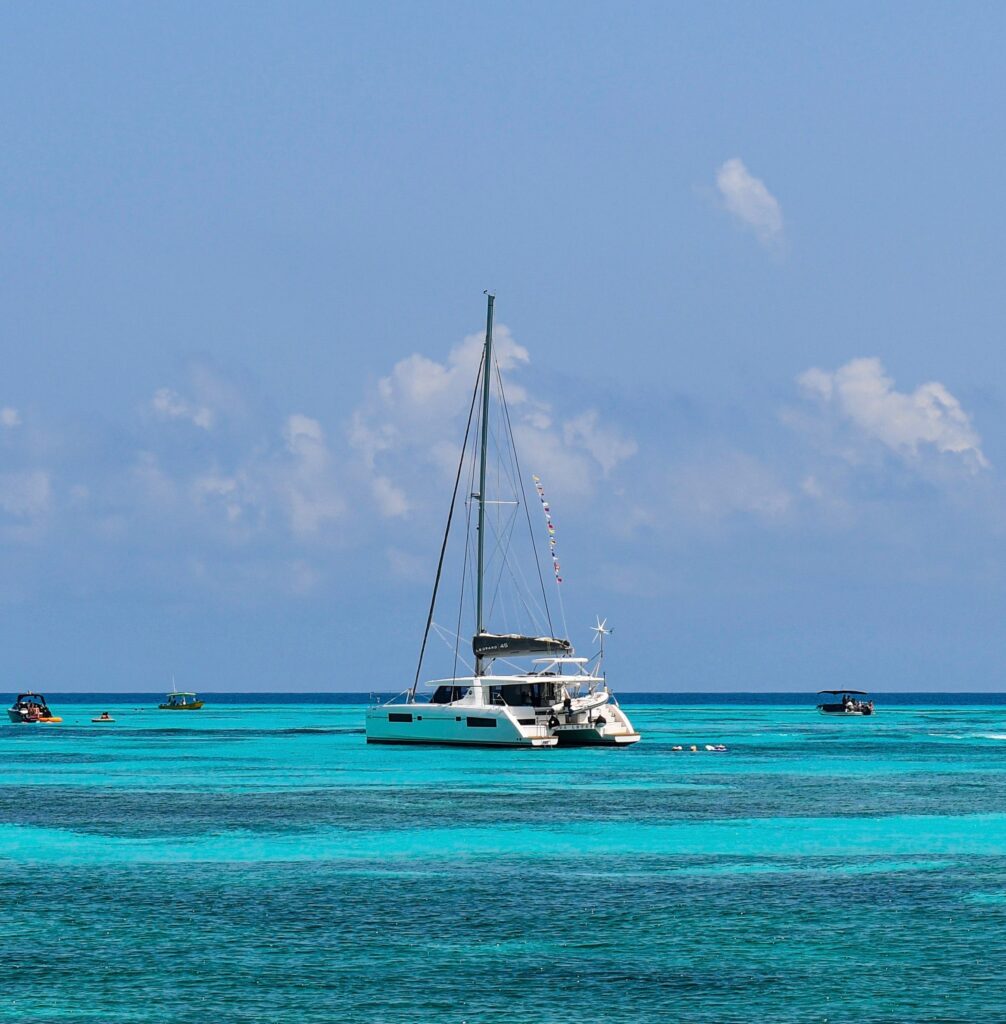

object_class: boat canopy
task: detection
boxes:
[166,691,197,697]
[472,633,572,659]
[818,689,868,695]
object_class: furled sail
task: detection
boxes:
[472,633,572,659]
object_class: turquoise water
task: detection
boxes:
[3,697,1006,1022]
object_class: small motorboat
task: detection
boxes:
[817,690,875,716]
[158,691,204,710]
[91,712,115,723]
[7,692,62,724]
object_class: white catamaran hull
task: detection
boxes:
[366,703,557,747]
[366,676,640,748]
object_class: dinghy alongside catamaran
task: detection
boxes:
[366,295,639,749]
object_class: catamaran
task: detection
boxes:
[366,295,640,748]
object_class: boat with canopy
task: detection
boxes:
[7,692,62,724]
[158,691,204,710]
[817,690,875,716]
[365,295,640,748]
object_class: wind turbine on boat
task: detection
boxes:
[591,616,612,661]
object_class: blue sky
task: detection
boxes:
[2,2,1005,691]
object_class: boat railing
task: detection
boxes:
[371,689,413,707]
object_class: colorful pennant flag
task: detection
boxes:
[532,474,563,585]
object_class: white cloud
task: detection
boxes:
[512,421,595,498]
[798,357,987,469]
[351,324,530,472]
[285,413,324,448]
[130,412,346,546]
[192,472,245,526]
[151,387,213,430]
[1,407,21,428]
[715,157,783,244]
[279,414,344,537]
[351,324,637,512]
[372,475,410,518]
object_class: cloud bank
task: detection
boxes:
[0,327,640,600]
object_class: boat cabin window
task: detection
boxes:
[429,685,470,704]
[489,683,559,707]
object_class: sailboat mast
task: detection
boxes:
[474,292,495,675]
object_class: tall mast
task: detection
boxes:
[475,292,495,676]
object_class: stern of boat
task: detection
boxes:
[551,703,640,747]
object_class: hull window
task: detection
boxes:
[388,713,413,723]
[466,717,497,729]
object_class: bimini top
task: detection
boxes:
[15,693,47,702]
[165,691,198,697]
[818,690,868,695]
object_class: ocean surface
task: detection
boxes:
[3,693,1005,1023]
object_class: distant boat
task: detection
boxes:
[158,691,204,710]
[91,711,115,723]
[366,295,640,748]
[817,690,875,716]
[7,692,62,724]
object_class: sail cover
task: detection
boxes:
[473,633,572,659]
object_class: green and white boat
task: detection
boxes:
[158,691,204,710]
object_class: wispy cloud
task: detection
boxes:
[563,410,637,476]
[151,387,213,430]
[797,357,988,470]
[1,407,21,428]
[667,452,792,526]
[715,157,783,245]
